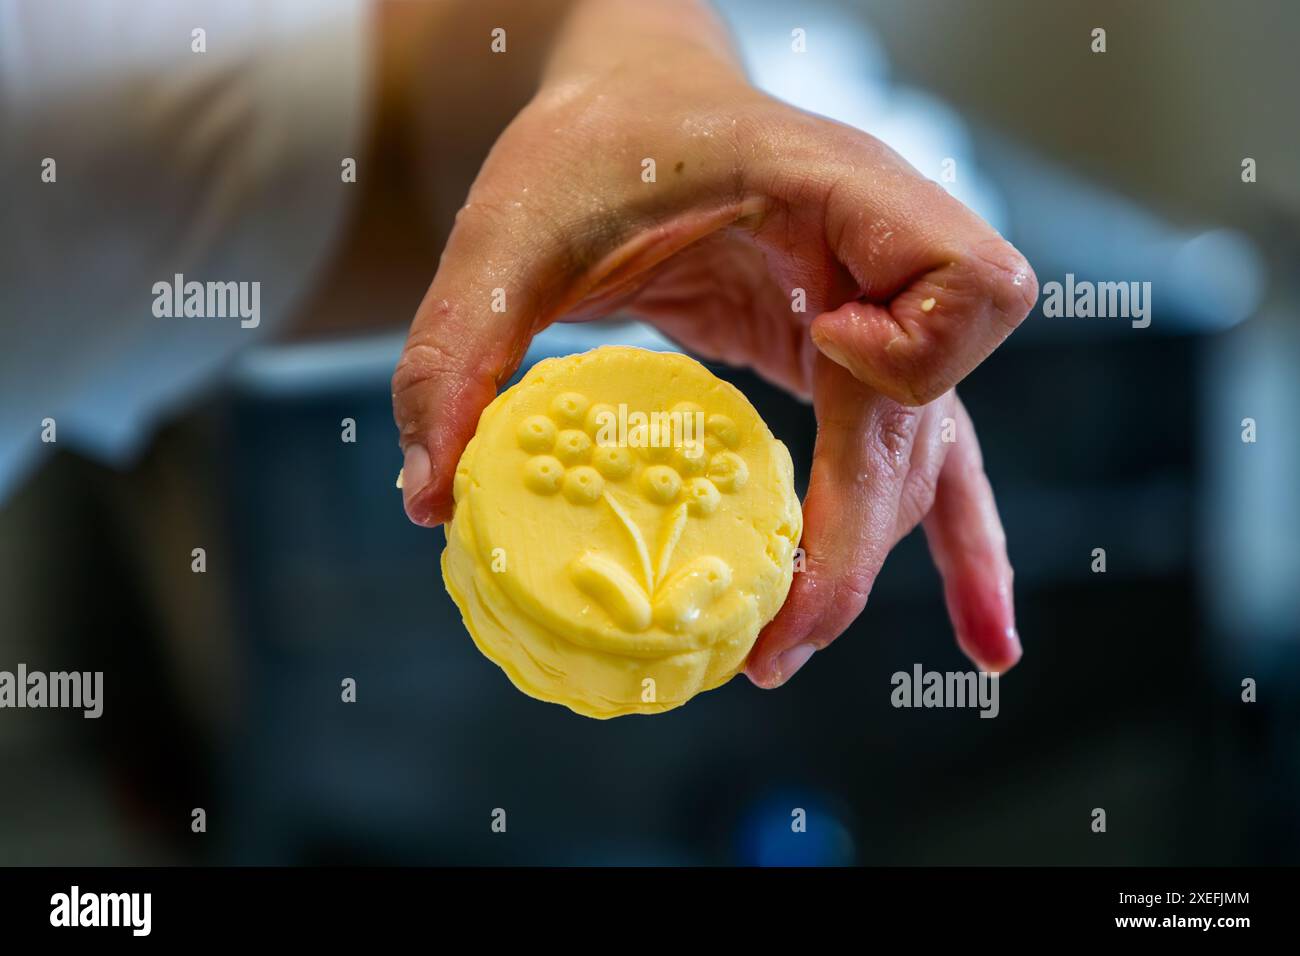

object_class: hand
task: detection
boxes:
[391,0,1036,684]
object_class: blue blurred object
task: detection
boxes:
[737,794,857,867]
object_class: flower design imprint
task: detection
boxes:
[517,392,748,632]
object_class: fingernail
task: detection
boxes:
[773,643,817,686]
[401,443,432,523]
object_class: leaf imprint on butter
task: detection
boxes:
[571,551,652,632]
[655,502,689,586]
[602,490,654,591]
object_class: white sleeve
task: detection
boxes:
[0,0,371,498]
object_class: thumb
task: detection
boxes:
[392,203,546,527]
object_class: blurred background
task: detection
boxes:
[1,0,1297,865]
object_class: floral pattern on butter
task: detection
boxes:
[515,393,746,632]
[441,346,802,718]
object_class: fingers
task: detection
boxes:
[809,231,1037,406]
[922,398,1021,672]
[392,202,550,527]
[745,383,1019,688]
[754,116,1038,406]
[891,393,956,540]
[813,169,1037,404]
[745,355,919,688]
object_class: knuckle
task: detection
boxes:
[967,237,1039,330]
[391,339,463,405]
[457,189,560,255]
[826,567,875,637]
[904,459,941,519]
[451,194,513,240]
[805,551,875,640]
[866,403,921,481]
[834,569,875,617]
[467,186,591,283]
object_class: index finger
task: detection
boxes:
[748,112,1039,406]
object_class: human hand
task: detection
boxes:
[391,0,1036,684]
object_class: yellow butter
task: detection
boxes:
[442,346,802,718]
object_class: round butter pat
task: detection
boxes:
[442,346,802,718]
